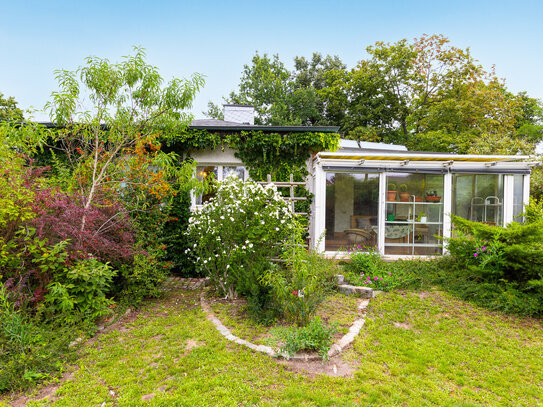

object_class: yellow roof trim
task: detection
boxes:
[319,154,526,162]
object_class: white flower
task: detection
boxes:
[242,246,246,250]
[276,227,279,231]
[261,221,265,225]
[248,243,253,248]
[203,259,207,264]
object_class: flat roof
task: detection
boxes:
[190,122,340,133]
[33,120,340,134]
[318,151,534,162]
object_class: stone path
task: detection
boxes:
[162,277,208,291]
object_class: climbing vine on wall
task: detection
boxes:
[166,129,339,182]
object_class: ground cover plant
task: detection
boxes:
[2,286,542,406]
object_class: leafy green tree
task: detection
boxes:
[0,92,24,121]
[342,35,542,154]
[207,52,346,126]
[44,47,204,231]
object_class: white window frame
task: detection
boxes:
[190,163,249,210]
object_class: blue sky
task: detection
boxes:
[1,0,542,121]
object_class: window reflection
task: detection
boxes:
[453,174,504,225]
[325,172,379,252]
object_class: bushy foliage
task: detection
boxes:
[265,232,337,326]
[30,186,134,266]
[161,190,197,277]
[44,258,116,325]
[187,177,301,297]
[447,215,543,284]
[0,284,76,392]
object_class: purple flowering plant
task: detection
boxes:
[345,246,395,291]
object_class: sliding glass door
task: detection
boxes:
[384,173,444,256]
[325,172,379,252]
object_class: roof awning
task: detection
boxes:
[317,152,533,162]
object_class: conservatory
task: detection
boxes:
[309,151,538,257]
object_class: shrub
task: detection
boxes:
[161,190,198,277]
[30,187,135,266]
[187,177,302,304]
[0,284,76,392]
[44,258,117,325]
[266,231,337,326]
[447,215,543,284]
[276,316,337,360]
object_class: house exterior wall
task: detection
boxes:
[187,146,243,164]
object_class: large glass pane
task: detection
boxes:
[452,174,504,225]
[325,172,379,252]
[195,165,218,205]
[223,166,245,181]
[513,175,524,223]
[385,173,443,256]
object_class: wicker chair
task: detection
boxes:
[344,216,376,247]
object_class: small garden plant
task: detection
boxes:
[344,246,396,291]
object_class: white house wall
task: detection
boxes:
[188,145,243,164]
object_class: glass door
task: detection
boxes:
[384,173,444,255]
[325,172,380,252]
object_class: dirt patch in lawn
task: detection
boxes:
[279,355,358,377]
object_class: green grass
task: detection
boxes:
[2,288,542,406]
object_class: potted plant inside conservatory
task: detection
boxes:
[425,190,441,202]
[387,183,397,201]
[399,184,410,202]
[417,211,427,223]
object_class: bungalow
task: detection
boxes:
[187,105,539,258]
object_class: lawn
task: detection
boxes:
[3,287,542,406]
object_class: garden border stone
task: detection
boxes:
[200,288,375,360]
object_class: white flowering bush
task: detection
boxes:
[187,177,302,312]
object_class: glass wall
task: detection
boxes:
[452,174,504,225]
[384,173,444,255]
[325,172,379,251]
[513,175,524,222]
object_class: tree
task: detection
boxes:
[44,47,204,233]
[0,92,24,121]
[207,52,346,126]
[342,34,542,154]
